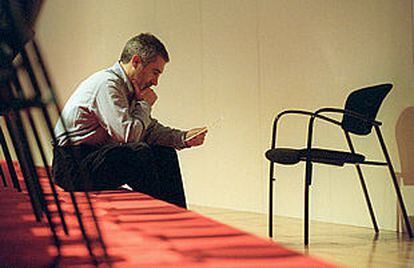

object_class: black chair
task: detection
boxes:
[1,0,109,262]
[265,83,413,245]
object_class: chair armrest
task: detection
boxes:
[270,109,314,149]
[270,109,345,150]
[275,109,315,120]
[277,109,346,126]
[315,107,382,126]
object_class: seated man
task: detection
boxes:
[52,33,206,208]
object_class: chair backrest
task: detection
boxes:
[341,83,392,135]
[396,107,414,185]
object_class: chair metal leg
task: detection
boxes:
[304,160,312,246]
[4,67,62,250]
[0,125,21,191]
[345,132,379,233]
[25,110,69,235]
[4,113,43,221]
[354,164,379,233]
[0,165,7,187]
[269,162,275,238]
[304,180,309,246]
[30,41,109,261]
[375,126,413,238]
[6,110,62,251]
[10,70,69,235]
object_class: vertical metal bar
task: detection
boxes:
[19,49,57,149]
[8,69,62,252]
[31,41,63,115]
[344,131,379,233]
[30,41,109,259]
[10,68,69,235]
[4,112,43,221]
[25,110,69,234]
[268,162,274,238]
[375,126,413,238]
[14,53,66,250]
[303,115,315,246]
[6,109,62,252]
[1,0,61,254]
[0,125,21,191]
[304,162,311,247]
[304,178,310,246]
[268,115,280,239]
[0,163,7,187]
[0,0,43,221]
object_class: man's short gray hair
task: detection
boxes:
[120,33,170,65]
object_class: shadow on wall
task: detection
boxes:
[396,107,414,186]
[396,106,414,233]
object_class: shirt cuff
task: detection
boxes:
[180,131,190,149]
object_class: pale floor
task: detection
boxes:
[189,205,414,268]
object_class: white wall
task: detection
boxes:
[34,0,414,230]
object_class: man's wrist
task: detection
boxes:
[182,132,191,148]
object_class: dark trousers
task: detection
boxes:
[52,143,187,208]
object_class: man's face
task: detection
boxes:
[130,55,166,92]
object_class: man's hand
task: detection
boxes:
[137,88,158,106]
[185,127,207,147]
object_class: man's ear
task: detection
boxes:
[131,54,142,68]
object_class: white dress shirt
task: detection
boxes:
[54,62,187,149]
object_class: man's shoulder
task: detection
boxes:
[82,64,125,89]
[91,64,122,81]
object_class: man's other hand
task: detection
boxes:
[139,88,158,106]
[185,127,207,147]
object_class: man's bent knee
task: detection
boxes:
[150,145,178,158]
[124,142,151,151]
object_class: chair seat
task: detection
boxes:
[265,148,365,166]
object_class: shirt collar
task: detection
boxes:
[113,61,135,100]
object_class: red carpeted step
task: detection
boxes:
[0,162,336,267]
